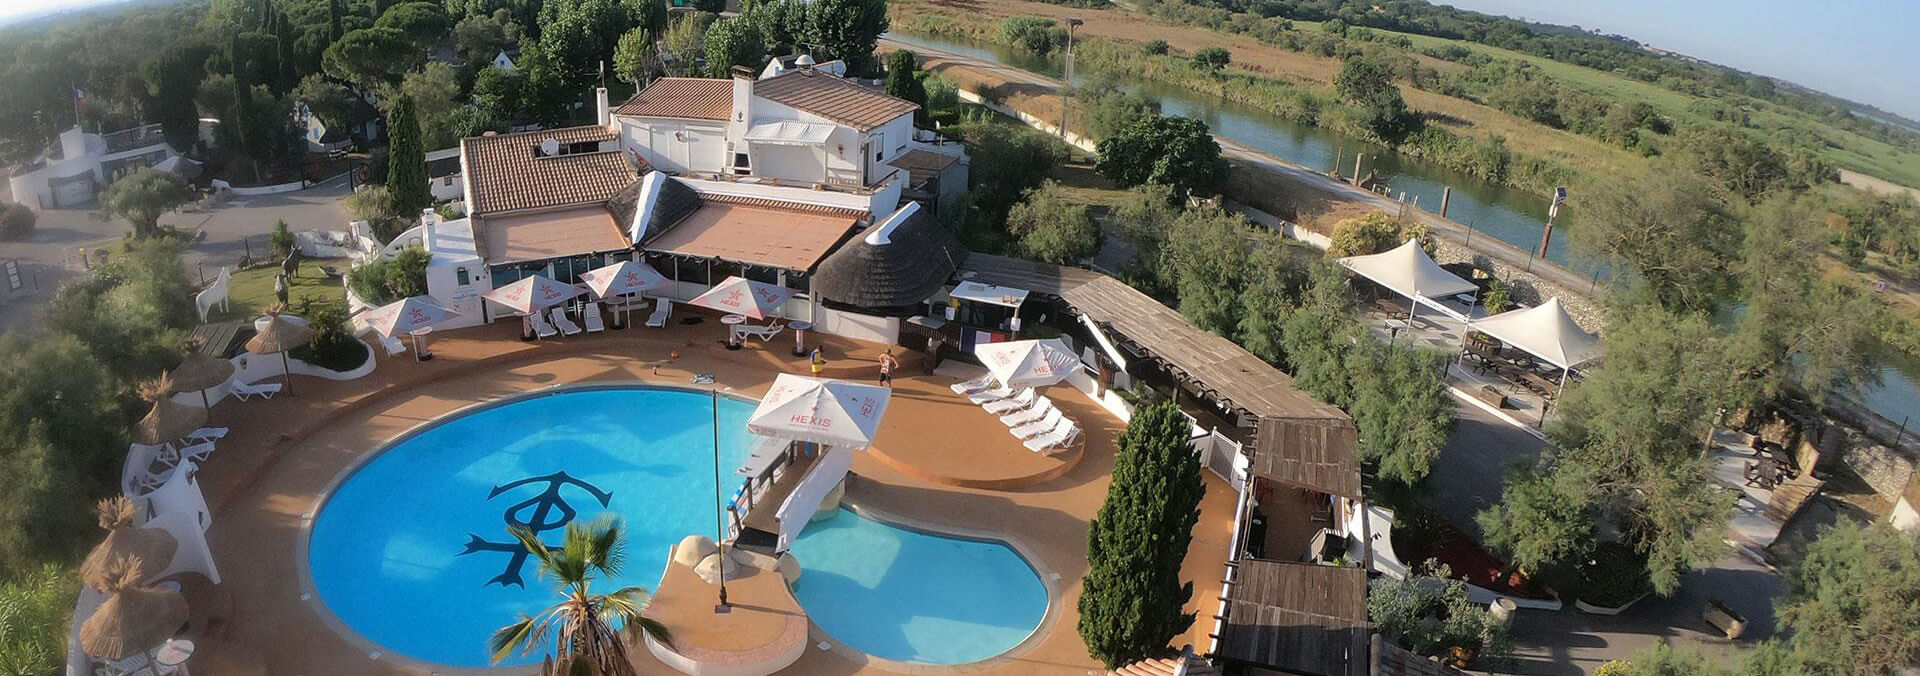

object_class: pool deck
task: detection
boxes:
[186,315,1236,675]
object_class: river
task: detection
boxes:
[885,30,1920,432]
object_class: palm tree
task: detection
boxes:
[488,516,672,675]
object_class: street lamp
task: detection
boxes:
[1060,17,1083,144]
[711,387,732,614]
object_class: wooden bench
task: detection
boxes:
[1475,385,1509,410]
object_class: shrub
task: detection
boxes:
[1578,541,1652,608]
[0,565,77,674]
[1369,560,1508,661]
[1144,39,1169,55]
[1006,181,1100,265]
[289,299,369,372]
[1191,46,1231,70]
[347,246,430,306]
[269,219,295,260]
[1001,16,1066,55]
[1327,210,1402,257]
[0,204,35,241]
[1484,279,1511,313]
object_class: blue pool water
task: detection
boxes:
[307,387,754,668]
[789,509,1049,664]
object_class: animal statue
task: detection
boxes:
[281,249,301,279]
[274,273,290,307]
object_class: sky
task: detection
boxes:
[1,0,1914,120]
[1441,0,1919,121]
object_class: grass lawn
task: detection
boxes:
[207,258,350,323]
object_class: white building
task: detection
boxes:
[425,147,465,203]
[8,124,176,209]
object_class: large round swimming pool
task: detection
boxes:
[307,386,754,668]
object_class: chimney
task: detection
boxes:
[594,87,611,128]
[729,65,755,148]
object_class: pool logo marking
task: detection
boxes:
[459,471,613,587]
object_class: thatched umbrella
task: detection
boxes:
[79,556,189,662]
[168,350,235,419]
[246,310,314,394]
[133,375,208,446]
[80,497,178,592]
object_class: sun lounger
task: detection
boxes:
[1011,408,1067,439]
[1000,397,1054,427]
[982,388,1039,415]
[950,375,996,396]
[380,334,407,356]
[583,302,606,333]
[732,321,786,343]
[530,312,559,339]
[188,427,228,443]
[550,307,583,336]
[967,386,1018,405]
[645,299,672,328]
[229,380,281,400]
[1024,421,1081,453]
[173,441,216,464]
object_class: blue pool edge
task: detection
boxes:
[799,495,1065,672]
[293,381,762,675]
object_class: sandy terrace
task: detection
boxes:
[181,314,1235,675]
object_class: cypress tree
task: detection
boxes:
[884,49,929,126]
[385,93,431,217]
[1078,399,1206,669]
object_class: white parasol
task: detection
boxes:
[688,276,795,321]
[360,296,461,338]
[745,374,892,449]
[578,260,669,299]
[482,274,580,315]
[974,338,1081,389]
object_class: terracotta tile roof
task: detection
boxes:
[460,126,634,215]
[1110,655,1217,676]
[753,70,918,131]
[615,78,734,120]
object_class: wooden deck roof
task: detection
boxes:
[1218,560,1371,676]
[959,255,1360,498]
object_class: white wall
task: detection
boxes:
[1895,497,1920,531]
[864,114,914,180]
[617,117,728,174]
[809,307,899,344]
[426,260,490,330]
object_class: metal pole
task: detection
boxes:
[712,388,730,613]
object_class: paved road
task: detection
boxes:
[0,174,351,334]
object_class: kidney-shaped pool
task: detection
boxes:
[788,508,1050,665]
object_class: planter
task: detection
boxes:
[1575,592,1648,616]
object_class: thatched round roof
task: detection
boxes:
[80,498,178,591]
[79,558,189,660]
[168,352,235,392]
[246,312,314,355]
[813,203,967,315]
[132,380,208,445]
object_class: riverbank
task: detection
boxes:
[888,0,1625,196]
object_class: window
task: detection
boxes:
[673,256,708,284]
[455,268,470,286]
[743,265,780,286]
[733,152,750,170]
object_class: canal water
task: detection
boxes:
[885,30,1920,431]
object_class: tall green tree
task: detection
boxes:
[1006,181,1100,265]
[100,170,194,240]
[1727,195,1878,407]
[885,49,930,126]
[1164,204,1252,335]
[1346,341,1454,485]
[702,18,766,77]
[516,37,573,125]
[1758,522,1920,674]
[1569,161,1742,314]
[472,66,524,123]
[387,62,463,148]
[1334,56,1414,142]
[1078,400,1206,669]
[385,94,432,217]
[1236,238,1308,364]
[488,516,671,674]
[658,12,713,78]
[1281,261,1359,405]
[375,1,451,49]
[805,0,888,75]
[1095,114,1227,201]
[323,27,420,87]
[142,44,213,153]
[613,27,657,84]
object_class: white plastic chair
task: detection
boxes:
[229,380,281,400]
[583,302,606,333]
[1024,421,1080,453]
[529,312,559,339]
[645,300,672,328]
[550,307,583,336]
[983,388,1038,415]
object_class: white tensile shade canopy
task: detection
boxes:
[974,338,1081,389]
[578,260,669,299]
[689,276,795,321]
[746,374,892,449]
[1467,297,1602,371]
[361,296,461,338]
[482,274,581,314]
[1337,239,1478,320]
